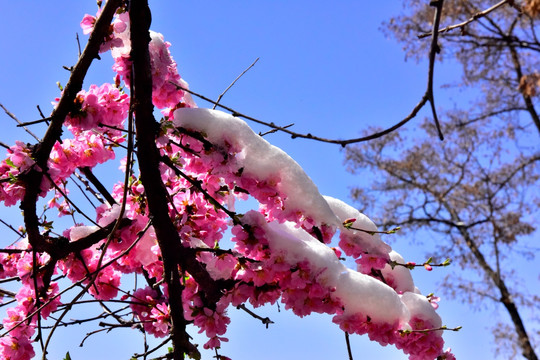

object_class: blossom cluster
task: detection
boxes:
[0,240,60,360]
[0,8,455,360]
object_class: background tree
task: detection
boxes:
[346,2,540,358]
[345,93,539,359]
[385,0,540,135]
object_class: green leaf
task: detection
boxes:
[42,220,54,230]
[388,226,401,234]
[63,352,72,360]
[5,158,15,168]
[8,172,18,184]
[342,218,356,229]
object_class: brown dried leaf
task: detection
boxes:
[524,0,540,18]
[518,73,540,97]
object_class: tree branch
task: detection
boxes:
[426,0,445,140]
[213,57,259,110]
[129,2,198,359]
[0,103,40,142]
[20,0,122,253]
[173,83,435,146]
[418,0,514,39]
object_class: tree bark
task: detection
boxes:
[508,44,540,135]
[447,206,538,360]
[129,2,196,359]
[20,0,122,255]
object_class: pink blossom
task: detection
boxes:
[64,83,129,135]
[0,142,37,206]
[203,336,229,350]
[2,307,35,337]
[150,303,171,337]
[356,254,389,274]
[439,348,456,360]
[0,335,35,360]
[427,294,441,310]
[80,14,96,34]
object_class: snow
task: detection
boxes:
[69,225,100,242]
[172,108,338,224]
[400,292,442,328]
[324,196,392,255]
[381,250,416,294]
[265,220,409,323]
[97,204,122,227]
[70,204,121,242]
[171,108,443,330]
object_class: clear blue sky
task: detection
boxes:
[0,1,505,359]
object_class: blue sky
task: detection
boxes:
[0,1,513,359]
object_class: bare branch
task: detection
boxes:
[213,57,260,109]
[345,332,354,360]
[0,103,41,141]
[236,304,274,328]
[419,0,514,39]
[173,83,436,146]
[20,0,122,254]
[426,0,445,140]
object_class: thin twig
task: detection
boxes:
[0,276,22,284]
[132,336,173,359]
[345,332,354,360]
[16,118,53,127]
[35,220,149,356]
[0,248,27,254]
[170,4,448,144]
[346,226,401,235]
[74,95,136,328]
[36,105,46,120]
[195,247,260,263]
[259,123,294,137]
[32,249,45,352]
[98,123,130,133]
[0,103,41,141]
[399,325,462,334]
[419,0,512,38]
[76,32,82,58]
[236,304,274,328]
[426,0,445,140]
[0,288,16,298]
[70,173,99,208]
[46,175,101,226]
[72,170,105,205]
[172,82,433,146]
[160,155,240,225]
[0,218,24,237]
[213,57,260,109]
[79,327,116,347]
